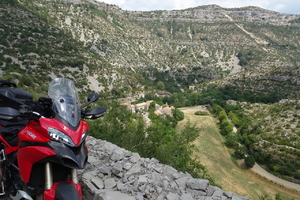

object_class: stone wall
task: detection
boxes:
[80,136,250,200]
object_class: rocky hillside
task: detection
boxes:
[241,99,300,183]
[0,0,300,98]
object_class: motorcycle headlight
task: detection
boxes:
[80,130,88,143]
[48,128,75,147]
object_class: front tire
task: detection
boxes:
[55,182,79,200]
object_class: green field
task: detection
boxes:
[178,106,300,200]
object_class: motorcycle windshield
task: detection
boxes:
[48,78,81,128]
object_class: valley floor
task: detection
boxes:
[178,106,300,200]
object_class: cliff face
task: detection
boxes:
[132,5,300,26]
[1,0,300,97]
[81,136,250,200]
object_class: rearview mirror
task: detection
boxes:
[81,92,100,109]
[87,92,99,103]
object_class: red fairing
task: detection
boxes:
[0,134,18,155]
[39,118,89,146]
[44,181,82,200]
[17,146,56,183]
[18,120,50,143]
[0,125,18,154]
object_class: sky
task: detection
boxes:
[97,0,300,14]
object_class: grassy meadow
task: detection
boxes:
[178,106,300,200]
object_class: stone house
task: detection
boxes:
[189,85,195,90]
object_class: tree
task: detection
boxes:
[228,111,241,126]
[179,120,201,146]
[172,108,184,121]
[212,104,223,113]
[245,155,255,168]
[237,50,253,66]
[88,101,147,151]
[220,119,233,136]
[225,133,239,148]
[149,101,156,112]
[278,166,292,176]
[234,145,248,159]
[157,81,165,90]
[294,172,300,179]
[218,110,227,121]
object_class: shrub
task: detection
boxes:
[5,57,12,64]
[234,145,248,159]
[278,166,292,176]
[225,133,239,148]
[20,76,34,87]
[194,111,209,115]
[172,108,184,121]
[237,50,253,66]
[245,155,255,168]
[294,172,300,179]
[218,110,227,120]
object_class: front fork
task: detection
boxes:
[44,162,79,190]
[45,162,53,191]
[35,162,54,200]
[43,162,81,200]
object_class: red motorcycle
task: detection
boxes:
[0,78,106,200]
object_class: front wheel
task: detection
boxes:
[43,182,81,200]
[55,182,80,200]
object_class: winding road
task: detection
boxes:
[251,163,300,192]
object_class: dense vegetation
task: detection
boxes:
[138,87,300,184]
[136,85,285,107]
[88,101,214,183]
[210,101,300,183]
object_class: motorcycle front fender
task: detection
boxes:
[44,181,81,200]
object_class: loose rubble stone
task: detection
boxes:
[97,189,135,200]
[91,177,104,189]
[180,193,194,200]
[111,147,125,161]
[166,192,180,200]
[175,177,189,189]
[112,161,123,175]
[123,162,132,170]
[80,136,250,200]
[138,175,148,184]
[124,161,142,179]
[104,178,116,189]
[130,152,140,163]
[187,178,210,191]
[98,166,111,176]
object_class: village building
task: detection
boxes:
[189,86,195,90]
